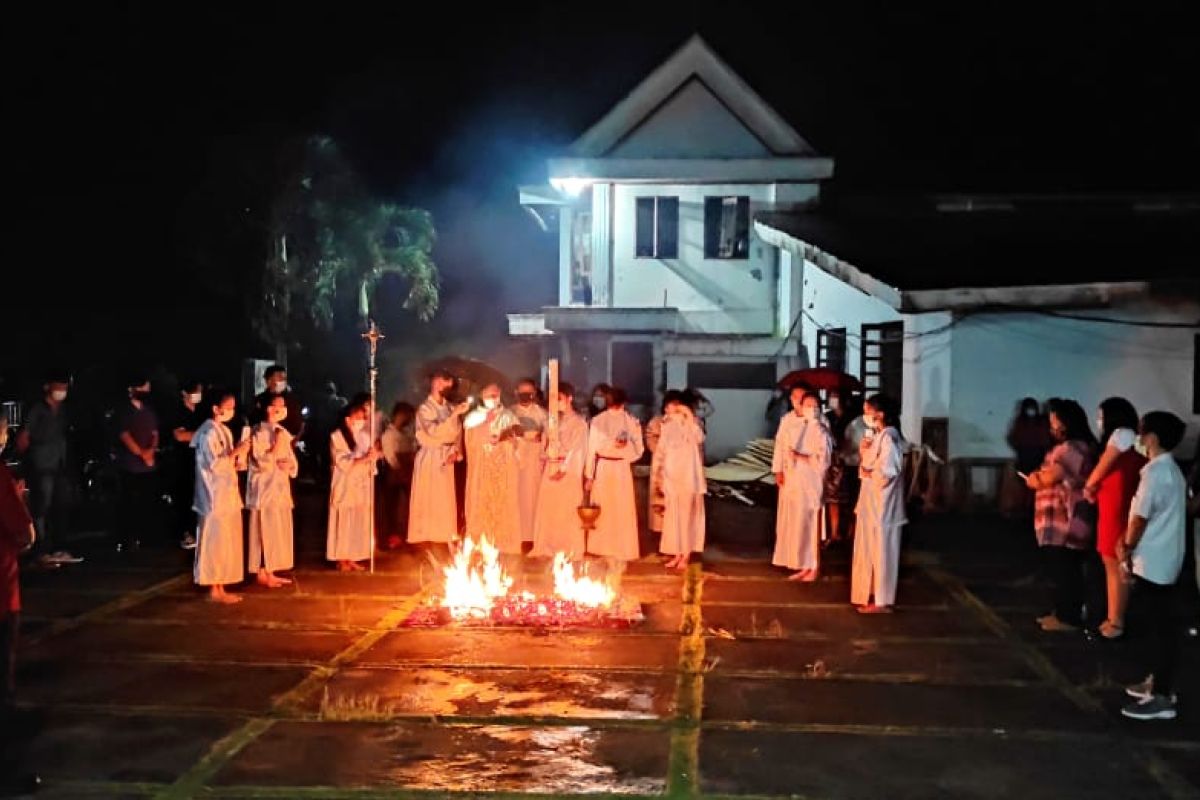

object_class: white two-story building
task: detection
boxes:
[510,35,1200,476]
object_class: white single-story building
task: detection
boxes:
[509,35,1200,490]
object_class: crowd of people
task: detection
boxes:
[1,365,1197,730]
[1007,395,1196,721]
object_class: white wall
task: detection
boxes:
[609,183,780,335]
[901,311,954,445]
[948,300,1200,459]
[800,259,901,378]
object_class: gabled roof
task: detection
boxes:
[570,35,818,159]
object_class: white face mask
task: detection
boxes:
[801,406,817,420]
[217,409,235,424]
[187,392,202,405]
[594,396,607,410]
[351,419,366,432]
[272,381,288,394]
[51,390,68,402]
[1134,436,1149,457]
[483,397,500,410]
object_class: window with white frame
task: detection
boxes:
[704,196,750,259]
[635,197,679,259]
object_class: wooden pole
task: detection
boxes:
[546,358,561,463]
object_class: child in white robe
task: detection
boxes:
[531,382,588,560]
[192,391,251,604]
[408,372,469,546]
[247,394,298,587]
[851,393,908,613]
[327,394,379,571]
[654,392,707,570]
[772,388,833,581]
[585,387,644,564]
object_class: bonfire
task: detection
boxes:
[404,536,641,628]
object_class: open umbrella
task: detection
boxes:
[777,367,863,393]
[418,356,511,399]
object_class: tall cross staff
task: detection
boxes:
[362,320,385,574]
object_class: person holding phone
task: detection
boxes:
[408,370,469,548]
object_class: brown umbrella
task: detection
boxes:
[777,367,863,393]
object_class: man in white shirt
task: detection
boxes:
[1116,411,1187,721]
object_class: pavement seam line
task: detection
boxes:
[154,587,427,799]
[25,572,193,647]
[666,561,705,799]
[924,564,1198,800]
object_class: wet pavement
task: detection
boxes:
[8,507,1199,799]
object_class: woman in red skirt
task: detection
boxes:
[1084,397,1145,639]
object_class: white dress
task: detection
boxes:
[192,420,245,586]
[654,416,706,556]
[464,406,522,554]
[585,408,644,561]
[326,427,375,562]
[511,403,548,542]
[531,412,588,559]
[851,426,908,605]
[247,422,297,572]
[407,396,462,544]
[772,413,832,572]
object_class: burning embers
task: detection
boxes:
[404,537,642,628]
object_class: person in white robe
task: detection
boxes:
[510,378,548,543]
[327,395,379,571]
[851,394,908,613]
[531,382,588,560]
[464,383,523,554]
[408,372,469,546]
[772,388,833,581]
[585,387,644,564]
[379,402,417,549]
[247,394,298,587]
[654,393,706,569]
[192,391,251,603]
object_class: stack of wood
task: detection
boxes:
[705,438,777,485]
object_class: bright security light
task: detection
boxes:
[550,177,593,197]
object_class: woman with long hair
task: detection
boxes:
[851,394,907,612]
[327,393,379,572]
[192,389,252,603]
[1083,397,1145,638]
[1024,398,1098,632]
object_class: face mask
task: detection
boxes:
[187,392,202,405]
[517,392,535,404]
[594,397,607,410]
[1134,436,1149,457]
[352,419,366,432]
[51,390,67,402]
[483,397,499,410]
[802,406,817,420]
[273,408,288,423]
[217,409,235,424]
[829,398,840,412]
[1024,407,1037,418]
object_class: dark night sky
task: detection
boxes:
[4,3,1198,395]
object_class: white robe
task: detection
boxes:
[464,406,522,554]
[531,411,588,559]
[247,422,297,572]
[654,416,706,555]
[772,413,832,571]
[192,420,245,586]
[327,427,375,562]
[851,426,908,605]
[408,396,462,544]
[511,403,548,542]
[585,408,644,561]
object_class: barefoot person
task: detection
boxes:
[464,383,523,554]
[531,382,588,560]
[408,371,469,548]
[773,388,832,581]
[192,390,251,604]
[327,394,379,572]
[851,394,907,613]
[247,394,298,588]
[585,387,644,568]
[511,378,548,546]
[654,391,707,570]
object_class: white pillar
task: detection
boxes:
[590,183,613,307]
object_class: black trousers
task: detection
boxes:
[1130,575,1178,696]
[117,470,159,547]
[29,469,68,553]
[0,612,16,710]
[1042,545,1086,626]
